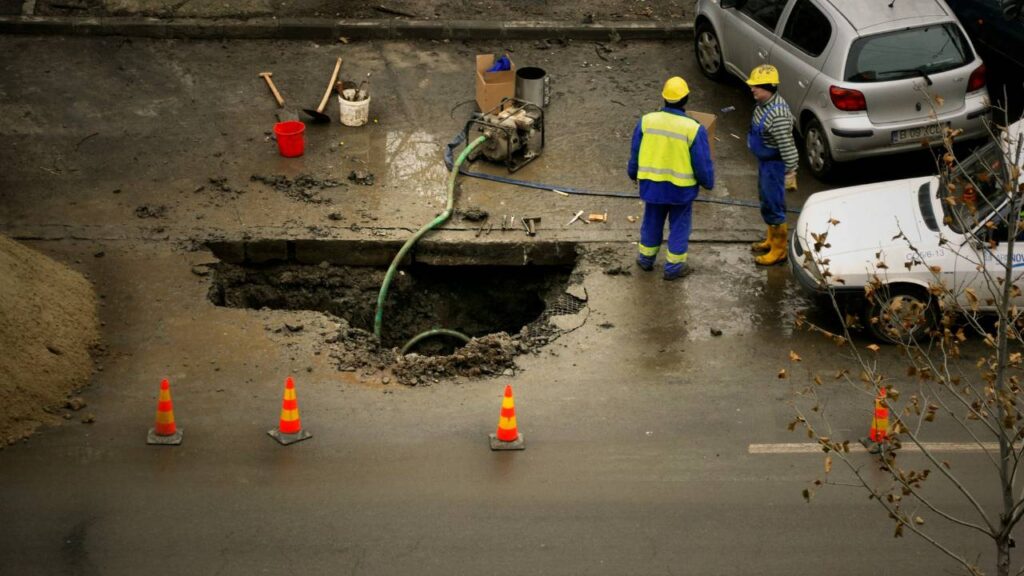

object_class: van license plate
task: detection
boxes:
[891,123,949,144]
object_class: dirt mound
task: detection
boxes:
[0,235,99,447]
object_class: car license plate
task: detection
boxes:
[891,122,949,144]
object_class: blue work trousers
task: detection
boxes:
[638,202,693,275]
[758,159,786,225]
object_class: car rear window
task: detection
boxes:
[844,23,972,82]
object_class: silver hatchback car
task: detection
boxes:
[695,0,991,179]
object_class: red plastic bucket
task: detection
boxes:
[273,121,305,157]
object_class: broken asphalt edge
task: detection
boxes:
[0,16,693,41]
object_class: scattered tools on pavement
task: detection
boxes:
[566,210,584,226]
[522,216,541,236]
[303,56,344,123]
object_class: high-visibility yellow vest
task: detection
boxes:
[637,112,699,187]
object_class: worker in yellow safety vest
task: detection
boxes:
[628,76,715,280]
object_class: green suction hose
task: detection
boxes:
[373,135,489,345]
[399,328,471,355]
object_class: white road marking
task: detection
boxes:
[749,442,1008,454]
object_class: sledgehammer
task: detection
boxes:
[259,71,298,122]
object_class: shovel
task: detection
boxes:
[303,56,343,123]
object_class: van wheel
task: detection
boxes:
[695,22,727,81]
[863,286,937,344]
[803,118,835,180]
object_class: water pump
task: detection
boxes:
[464,98,544,172]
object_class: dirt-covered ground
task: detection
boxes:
[0,235,100,446]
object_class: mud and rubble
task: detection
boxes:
[251,174,345,204]
[208,258,585,385]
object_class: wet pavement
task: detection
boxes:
[0,34,1006,574]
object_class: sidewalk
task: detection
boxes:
[2,0,696,40]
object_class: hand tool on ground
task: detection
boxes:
[523,216,540,236]
[303,56,343,123]
[259,71,299,122]
[566,210,584,226]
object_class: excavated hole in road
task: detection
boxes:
[207,261,587,385]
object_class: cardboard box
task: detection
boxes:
[687,110,718,157]
[475,54,516,113]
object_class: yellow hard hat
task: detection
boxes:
[746,64,780,86]
[661,76,690,103]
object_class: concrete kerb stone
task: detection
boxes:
[414,239,579,267]
[0,16,693,41]
[292,239,408,267]
[391,20,449,41]
[244,239,289,264]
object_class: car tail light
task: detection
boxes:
[967,64,986,92]
[829,86,867,111]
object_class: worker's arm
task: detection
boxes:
[768,116,799,173]
[691,125,715,190]
[627,120,643,181]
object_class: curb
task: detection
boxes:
[0,16,693,41]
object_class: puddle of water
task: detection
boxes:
[675,246,820,341]
[385,130,450,200]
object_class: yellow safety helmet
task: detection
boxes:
[661,76,690,103]
[746,64,780,86]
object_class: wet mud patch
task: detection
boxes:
[208,261,586,385]
[250,174,346,204]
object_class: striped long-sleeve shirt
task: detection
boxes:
[752,93,799,173]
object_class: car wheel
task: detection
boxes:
[863,286,937,344]
[803,118,835,180]
[695,21,727,81]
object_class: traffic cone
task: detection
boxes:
[860,387,889,454]
[147,378,183,445]
[268,376,311,445]
[489,384,524,450]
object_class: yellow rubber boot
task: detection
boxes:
[755,223,788,266]
[751,225,771,252]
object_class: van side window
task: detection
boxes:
[739,0,787,31]
[781,0,832,57]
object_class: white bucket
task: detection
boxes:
[338,94,370,127]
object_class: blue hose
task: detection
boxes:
[443,131,800,213]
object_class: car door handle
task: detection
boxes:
[758,49,768,60]
[798,80,807,88]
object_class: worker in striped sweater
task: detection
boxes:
[746,64,798,266]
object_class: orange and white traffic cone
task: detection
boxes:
[268,376,312,445]
[147,378,183,445]
[489,384,524,450]
[860,387,889,454]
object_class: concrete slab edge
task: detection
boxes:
[0,16,693,41]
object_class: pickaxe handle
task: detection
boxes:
[317,57,344,113]
[259,73,285,108]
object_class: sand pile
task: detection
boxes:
[0,235,99,446]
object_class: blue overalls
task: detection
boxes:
[748,104,787,226]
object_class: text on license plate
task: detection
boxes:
[891,123,950,144]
